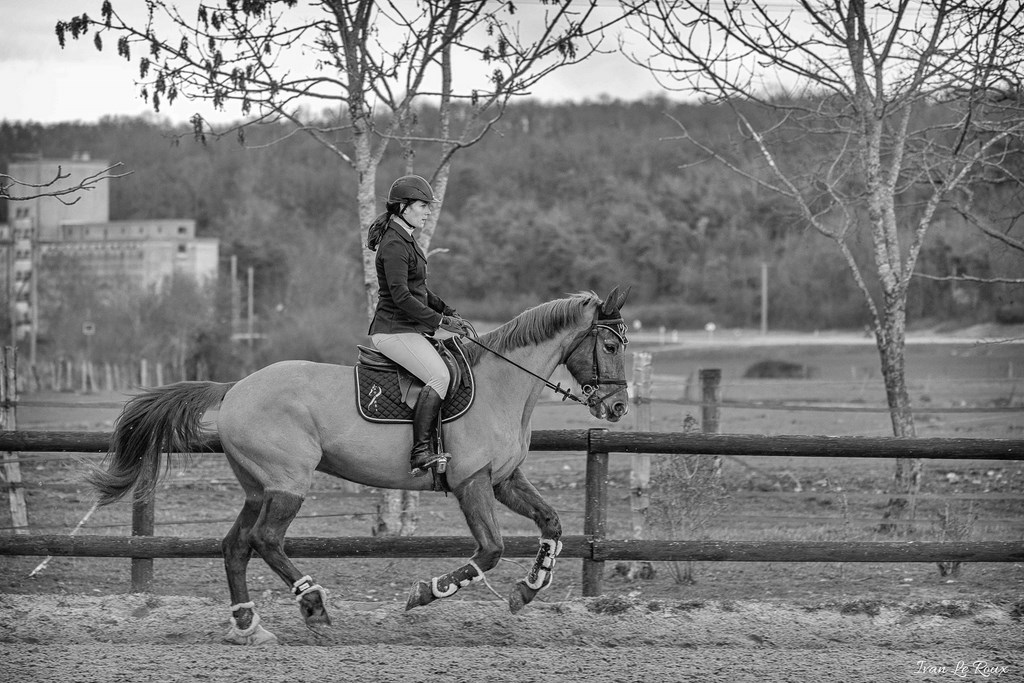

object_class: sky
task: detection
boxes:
[1,0,677,125]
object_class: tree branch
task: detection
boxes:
[0,163,131,205]
[914,273,1024,284]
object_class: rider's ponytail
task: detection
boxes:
[366,200,404,252]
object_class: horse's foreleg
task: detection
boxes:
[249,490,331,629]
[222,495,278,646]
[494,467,563,613]
[406,466,501,610]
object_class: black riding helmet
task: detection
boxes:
[388,175,437,204]
[367,175,439,251]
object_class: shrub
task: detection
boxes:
[647,414,730,584]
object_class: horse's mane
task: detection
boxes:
[464,292,599,366]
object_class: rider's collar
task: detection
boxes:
[391,217,416,238]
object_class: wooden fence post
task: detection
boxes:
[1,347,28,534]
[700,368,724,479]
[628,352,654,579]
[699,369,721,434]
[583,427,609,597]
[131,488,155,592]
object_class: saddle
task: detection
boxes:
[354,337,475,424]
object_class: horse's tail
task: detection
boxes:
[89,381,236,506]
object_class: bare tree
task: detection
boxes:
[628,0,1024,529]
[1,163,130,204]
[56,0,636,535]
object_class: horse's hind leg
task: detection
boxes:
[406,465,502,610]
[494,467,563,613]
[249,489,332,628]
[221,491,278,646]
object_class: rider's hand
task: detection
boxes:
[439,315,468,335]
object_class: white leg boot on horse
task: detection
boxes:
[223,601,278,646]
[406,466,502,610]
[495,468,564,613]
[221,495,279,645]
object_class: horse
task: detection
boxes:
[88,287,631,645]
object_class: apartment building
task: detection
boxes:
[1,155,219,353]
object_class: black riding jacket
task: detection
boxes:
[368,220,452,335]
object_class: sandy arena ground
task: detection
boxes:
[1,592,1021,682]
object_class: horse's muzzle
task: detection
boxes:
[593,398,628,422]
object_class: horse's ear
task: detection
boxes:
[615,285,632,312]
[602,286,620,316]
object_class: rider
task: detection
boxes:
[366,174,467,476]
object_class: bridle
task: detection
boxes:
[561,316,630,407]
[462,313,629,408]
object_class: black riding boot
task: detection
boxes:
[409,386,444,476]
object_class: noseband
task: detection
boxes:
[562,316,630,408]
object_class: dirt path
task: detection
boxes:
[2,593,1020,682]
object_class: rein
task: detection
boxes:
[463,333,586,404]
[459,316,628,407]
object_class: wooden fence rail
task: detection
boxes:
[2,429,1022,460]
[1,429,1023,596]
[3,535,1022,563]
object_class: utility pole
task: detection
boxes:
[27,217,37,369]
[760,261,768,336]
[230,254,239,336]
[247,265,254,353]
[3,227,12,349]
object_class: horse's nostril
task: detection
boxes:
[612,402,627,417]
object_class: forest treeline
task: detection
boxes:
[1,98,1019,376]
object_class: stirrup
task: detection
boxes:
[410,452,449,477]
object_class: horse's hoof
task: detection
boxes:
[223,623,279,646]
[305,611,332,628]
[508,581,536,614]
[299,599,331,627]
[405,580,434,610]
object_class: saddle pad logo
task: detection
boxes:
[368,384,383,411]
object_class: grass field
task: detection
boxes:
[1,335,1022,607]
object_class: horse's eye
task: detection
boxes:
[604,342,617,353]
